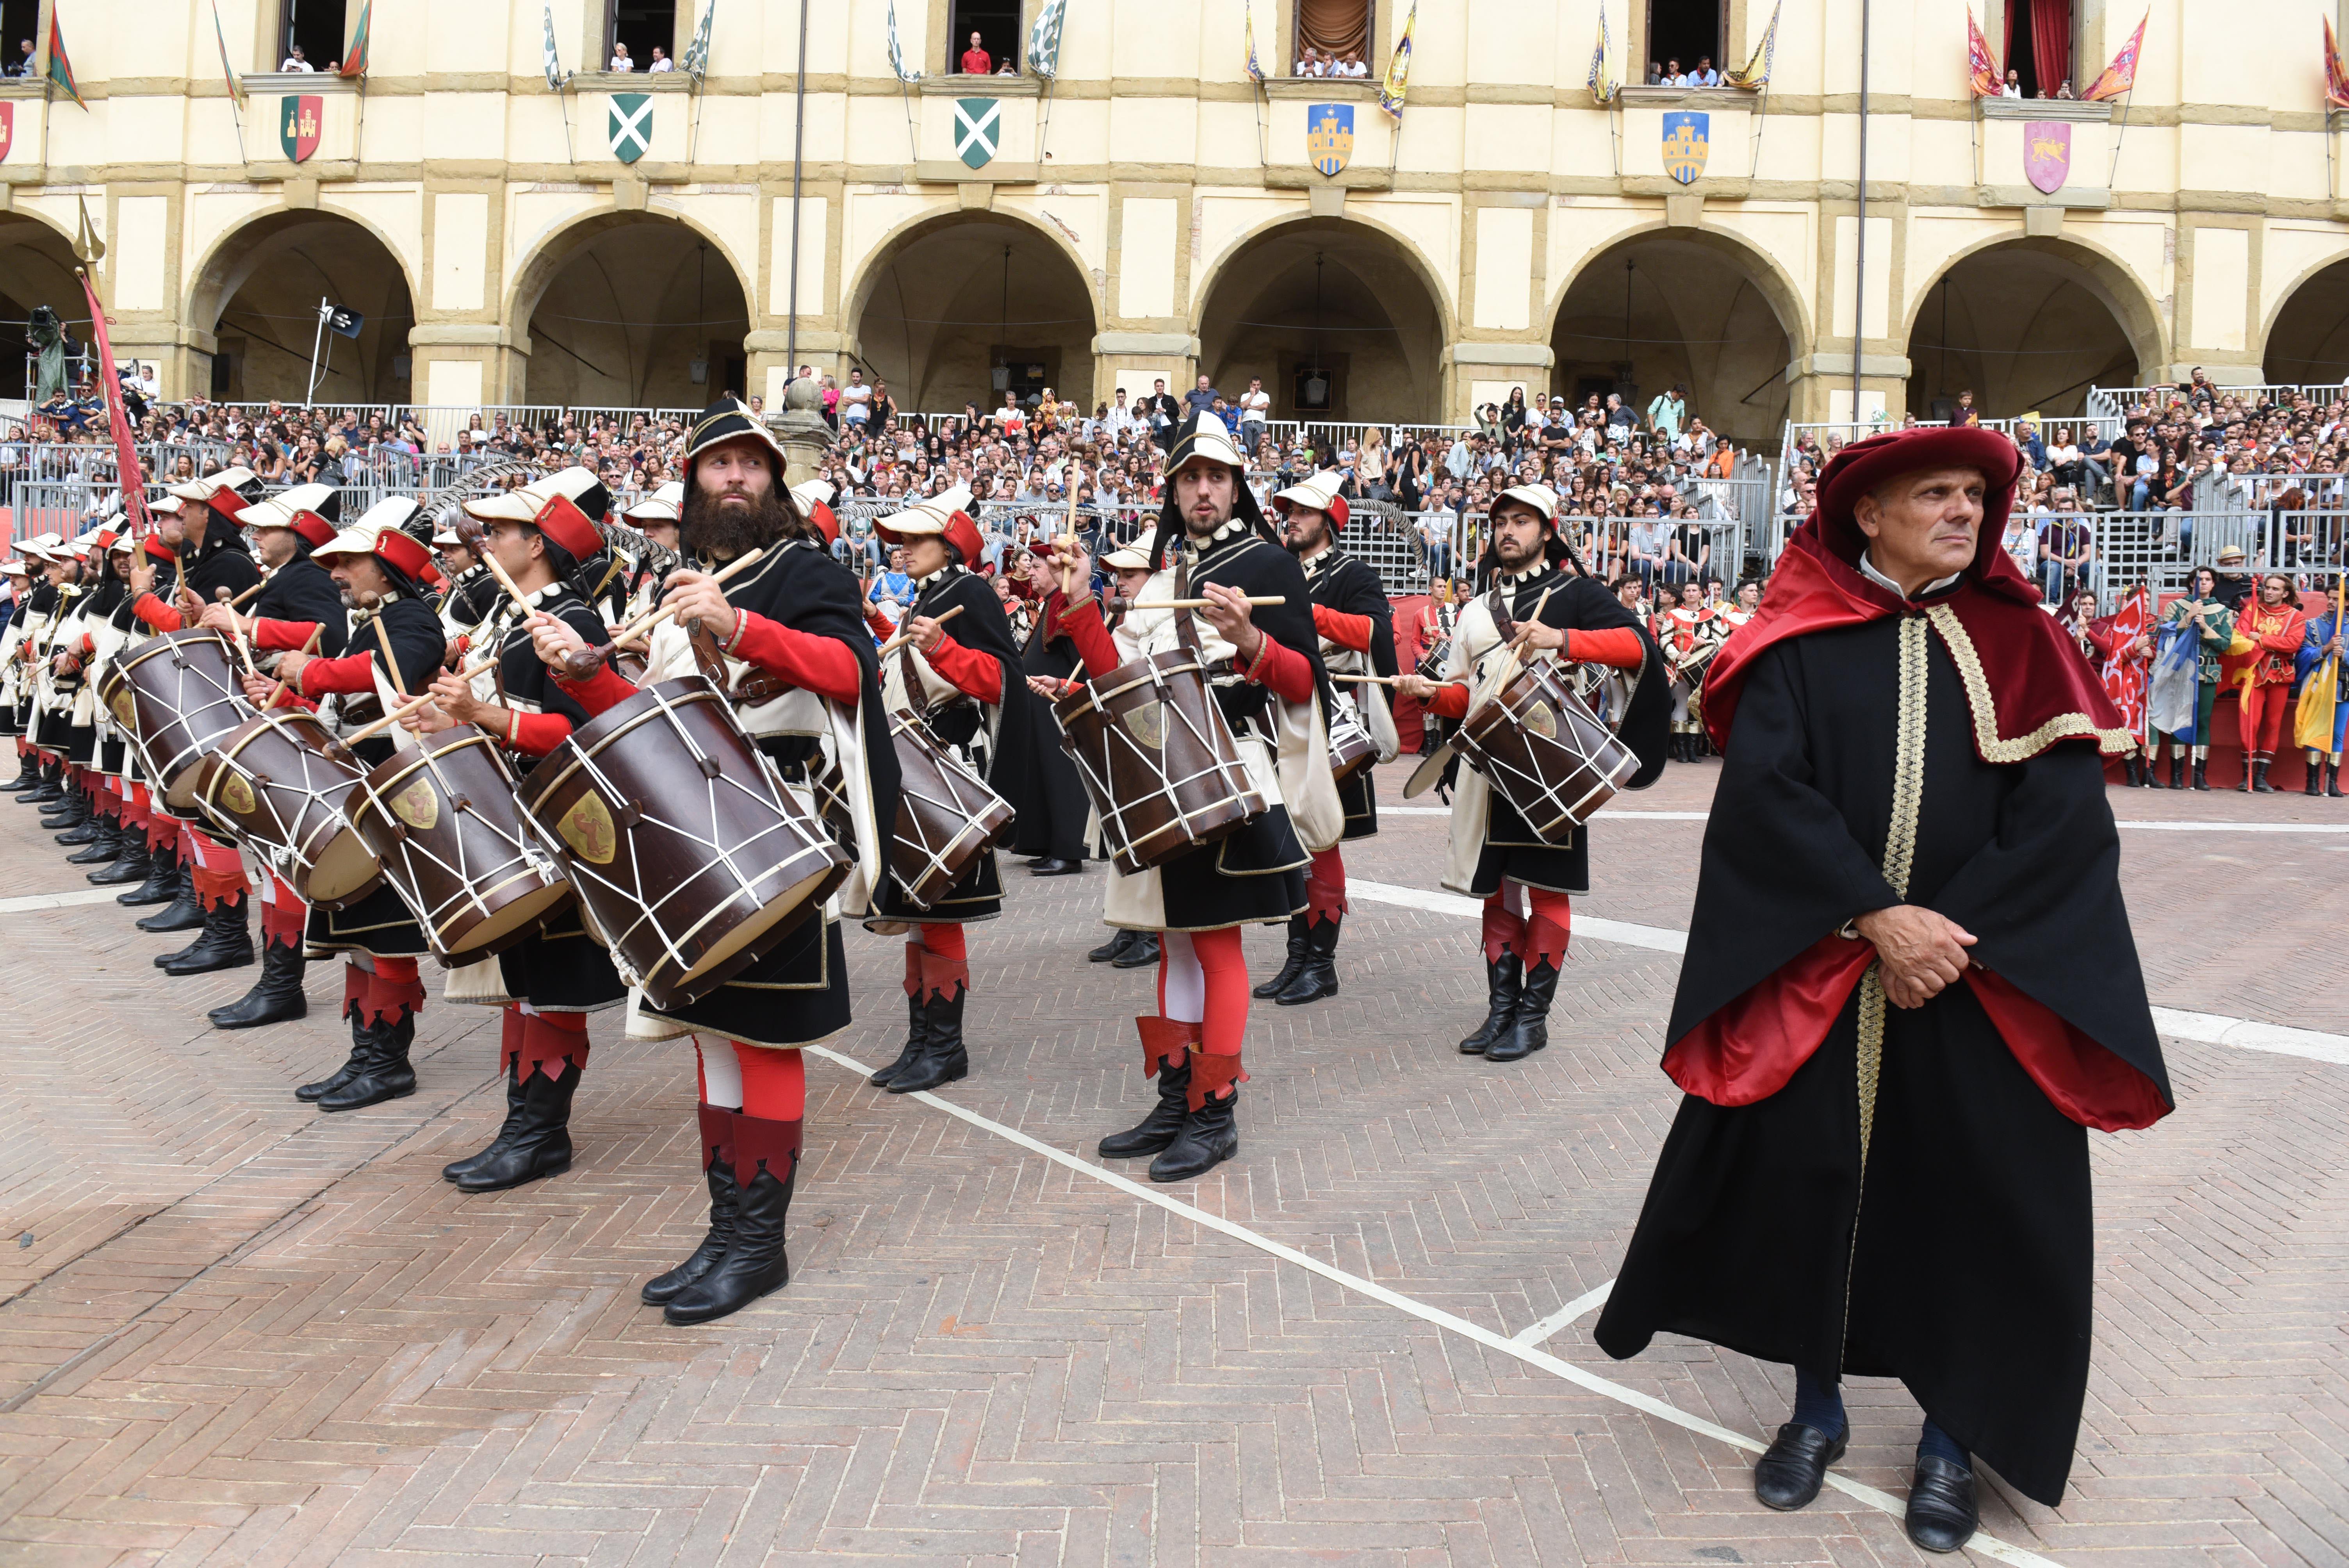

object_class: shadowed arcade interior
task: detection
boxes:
[1,215,85,402]
[519,215,752,408]
[2263,257,2349,386]
[190,210,415,404]
[849,215,1098,415]
[1907,241,2149,420]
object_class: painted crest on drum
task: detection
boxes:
[219,774,256,816]
[1523,701,1558,741]
[109,689,135,727]
[390,778,440,833]
[560,792,618,865]
[1121,700,1168,751]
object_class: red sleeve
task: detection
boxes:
[1426,681,1470,719]
[920,633,1003,704]
[295,650,382,696]
[1242,634,1315,704]
[1054,598,1124,679]
[729,608,862,706]
[1565,627,1646,670]
[503,709,574,758]
[552,661,640,717]
[1310,603,1374,652]
[132,593,184,633]
[863,604,894,638]
[2257,614,2306,655]
[77,633,95,656]
[253,617,319,652]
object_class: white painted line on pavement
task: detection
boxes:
[1378,805,2349,832]
[1511,1279,1615,1346]
[807,1044,2066,1568]
[1347,881,2349,1066]
[0,887,134,916]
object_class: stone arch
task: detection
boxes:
[2258,250,2349,384]
[505,208,755,407]
[1191,214,1453,425]
[843,208,1103,417]
[1545,223,1810,445]
[0,212,86,401]
[185,207,421,404]
[1902,234,2163,420]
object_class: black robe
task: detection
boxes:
[1303,546,1396,840]
[1013,588,1093,861]
[870,566,1021,924]
[252,553,350,658]
[174,517,264,606]
[638,540,902,1050]
[1594,612,2169,1507]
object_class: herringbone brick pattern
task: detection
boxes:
[0,761,2341,1566]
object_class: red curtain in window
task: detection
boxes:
[1297,0,1371,65]
[2033,0,2073,95]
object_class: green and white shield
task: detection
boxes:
[609,93,652,164]
[953,97,1001,169]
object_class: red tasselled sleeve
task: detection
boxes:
[503,710,573,758]
[1565,626,1646,670]
[1425,681,1470,719]
[294,651,381,696]
[132,593,184,633]
[1241,633,1315,704]
[1310,603,1374,652]
[253,617,320,652]
[1055,597,1125,679]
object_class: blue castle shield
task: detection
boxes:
[1307,103,1354,178]
[1661,110,1709,185]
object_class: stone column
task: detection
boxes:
[767,374,835,490]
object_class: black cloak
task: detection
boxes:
[252,554,350,658]
[1302,545,1396,839]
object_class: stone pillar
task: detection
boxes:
[767,374,836,491]
[1782,353,1913,426]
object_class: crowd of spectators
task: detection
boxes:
[1293,48,1371,77]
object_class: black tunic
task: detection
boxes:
[1303,547,1395,840]
[173,518,264,606]
[306,595,447,960]
[1012,589,1093,861]
[1594,614,2169,1507]
[638,539,901,1050]
[1465,565,1665,896]
[252,554,350,658]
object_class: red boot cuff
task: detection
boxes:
[1185,1049,1249,1111]
[1137,1015,1196,1076]
[730,1112,804,1190]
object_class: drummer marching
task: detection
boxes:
[1656,578,1722,763]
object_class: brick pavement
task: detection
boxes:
[0,760,2342,1566]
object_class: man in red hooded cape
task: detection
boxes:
[1593,427,2173,1554]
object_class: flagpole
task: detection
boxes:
[2106,87,2132,190]
[786,0,809,375]
[306,297,329,403]
[560,71,575,164]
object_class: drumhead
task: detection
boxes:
[445,879,575,964]
[305,828,383,906]
[670,865,838,990]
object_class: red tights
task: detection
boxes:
[1151,926,1249,1107]
[693,1037,807,1120]
[1480,882,1572,969]
[2240,682,2290,761]
[343,956,424,1025]
[1305,847,1347,926]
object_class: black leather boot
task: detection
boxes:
[135,857,205,930]
[2122,755,2144,788]
[2329,761,2344,798]
[295,996,372,1103]
[15,762,61,804]
[1486,957,1561,1063]
[868,988,930,1087]
[1150,1083,1240,1183]
[316,1008,418,1112]
[159,894,255,976]
[444,1051,528,1181]
[1458,954,1522,1055]
[1099,1025,1192,1158]
[887,985,969,1094]
[89,829,150,885]
[663,1114,800,1325]
[65,817,121,861]
[2252,759,2274,793]
[209,938,308,1029]
[2,753,39,793]
[642,1105,740,1305]
[2167,752,2186,789]
[1253,916,1310,999]
[118,841,180,903]
[1111,931,1160,969]
[42,789,88,832]
[453,1054,582,1191]
[1273,914,1340,1006]
[2308,755,2325,797]
[2191,757,2210,791]
[1087,927,1137,963]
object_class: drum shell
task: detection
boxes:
[1326,699,1379,786]
[1455,664,1639,843]
[516,677,852,1010]
[103,629,256,806]
[184,710,383,909]
[888,709,1015,910]
[1054,649,1264,877]
[346,727,575,966]
[1415,636,1452,682]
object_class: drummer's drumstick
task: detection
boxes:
[556,547,768,681]
[1329,672,1407,685]
[1114,595,1287,610]
[479,547,537,616]
[1477,585,1556,711]
[877,602,963,656]
[264,626,321,711]
[227,581,265,609]
[340,646,494,744]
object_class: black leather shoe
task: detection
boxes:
[867,991,929,1087]
[159,896,254,976]
[1028,857,1084,876]
[886,987,969,1094]
[1110,932,1160,969]
[1273,915,1340,1006]
[452,1057,581,1191]
[1099,1054,1191,1158]
[209,939,307,1029]
[1088,928,1138,963]
[1149,1088,1239,1183]
[89,836,151,885]
[1903,1455,1978,1553]
[642,1107,740,1306]
[317,1010,418,1112]
[1458,955,1522,1055]
[1753,1422,1847,1511]
[1253,916,1310,998]
[1486,958,1560,1062]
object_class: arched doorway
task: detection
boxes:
[1548,229,1800,447]
[1196,218,1446,424]
[0,215,85,403]
[1905,239,2156,420]
[2262,255,2349,384]
[188,210,416,403]
[513,214,752,408]
[848,213,1099,417]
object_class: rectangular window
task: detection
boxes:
[2003,0,2076,99]
[1644,0,1723,86]
[0,0,41,77]
[1293,0,1372,77]
[606,0,679,74]
[277,0,348,73]
[950,0,1021,75]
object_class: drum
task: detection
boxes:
[1415,634,1453,682]
[515,677,853,1010]
[888,707,1015,909]
[1326,693,1379,786]
[101,629,256,807]
[1055,648,1266,877]
[183,709,383,909]
[346,727,574,965]
[1453,660,1640,843]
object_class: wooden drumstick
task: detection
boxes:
[1329,672,1407,685]
[264,625,321,711]
[339,643,491,744]
[1476,585,1556,714]
[1112,595,1287,610]
[478,544,538,617]
[558,547,769,681]
[877,602,962,656]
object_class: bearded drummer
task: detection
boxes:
[242,502,446,1115]
[369,467,632,1195]
[856,484,1041,1096]
[1394,485,1665,1065]
[1046,412,1342,1183]
[1262,469,1397,1008]
[528,397,901,1327]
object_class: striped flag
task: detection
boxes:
[46,9,86,111]
[681,0,715,78]
[1028,0,1067,79]
[340,0,371,77]
[542,2,565,89]
[2083,10,2147,102]
[212,0,244,100]
[1379,0,1417,119]
[1243,0,1264,84]
[1724,0,1780,88]
[886,0,923,82]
